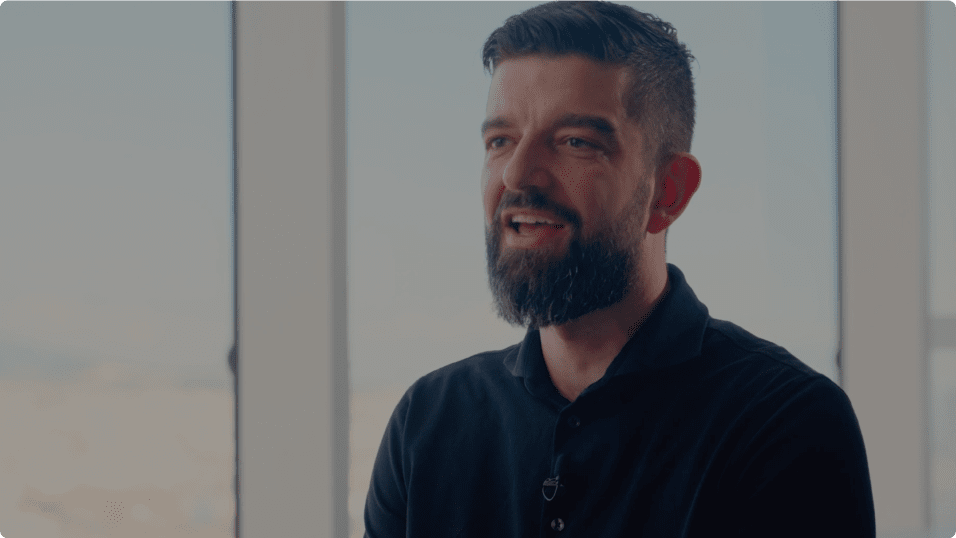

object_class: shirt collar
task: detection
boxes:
[504,263,710,380]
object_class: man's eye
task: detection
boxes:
[566,137,597,149]
[486,137,598,151]
[487,137,508,149]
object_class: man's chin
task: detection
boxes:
[503,308,573,330]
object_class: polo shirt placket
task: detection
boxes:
[531,359,644,536]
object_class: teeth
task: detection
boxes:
[512,214,557,225]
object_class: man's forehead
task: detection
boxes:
[489,54,623,89]
[483,55,633,130]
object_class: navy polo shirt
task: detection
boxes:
[364,264,875,537]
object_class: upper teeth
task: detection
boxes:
[512,215,557,225]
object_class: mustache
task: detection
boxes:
[493,189,581,229]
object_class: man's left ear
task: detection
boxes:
[647,153,701,235]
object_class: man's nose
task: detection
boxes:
[501,140,550,192]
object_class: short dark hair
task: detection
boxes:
[482,1,696,172]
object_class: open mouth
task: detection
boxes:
[511,222,565,233]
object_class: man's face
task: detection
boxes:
[481,54,657,328]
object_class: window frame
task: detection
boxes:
[233,3,348,537]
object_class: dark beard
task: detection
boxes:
[485,190,644,329]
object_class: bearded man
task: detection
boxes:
[364,2,875,537]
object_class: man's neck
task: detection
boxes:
[539,270,670,402]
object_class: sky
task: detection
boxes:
[0,0,952,392]
[0,1,234,383]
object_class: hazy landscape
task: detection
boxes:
[0,362,235,538]
[1,355,952,538]
[0,358,409,538]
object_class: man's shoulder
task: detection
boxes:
[691,318,861,453]
[694,318,847,410]
[387,342,526,435]
[692,317,857,426]
[701,317,823,380]
[403,341,522,402]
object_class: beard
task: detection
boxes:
[485,184,649,329]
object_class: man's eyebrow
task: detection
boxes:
[480,113,619,143]
[480,117,511,137]
[553,113,617,137]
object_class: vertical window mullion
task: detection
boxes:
[839,3,929,535]
[234,3,348,537]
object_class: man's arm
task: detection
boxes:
[364,394,409,538]
[722,378,876,537]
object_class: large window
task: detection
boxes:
[0,3,235,536]
[2,3,950,538]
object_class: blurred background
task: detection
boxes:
[0,2,235,537]
[0,2,951,538]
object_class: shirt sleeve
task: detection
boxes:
[364,392,410,538]
[723,377,876,537]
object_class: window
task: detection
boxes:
[0,3,235,536]
[4,3,947,537]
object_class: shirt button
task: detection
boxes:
[551,518,565,531]
[567,415,581,428]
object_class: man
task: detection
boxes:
[365,2,875,537]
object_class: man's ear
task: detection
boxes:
[647,153,701,235]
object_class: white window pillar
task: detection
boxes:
[234,2,348,537]
[839,3,928,536]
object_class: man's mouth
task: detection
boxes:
[500,212,570,249]
[511,222,564,234]
[509,214,566,233]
